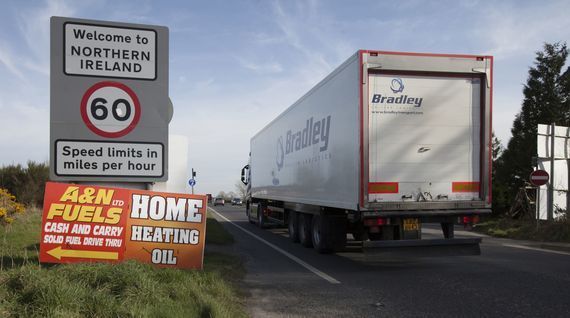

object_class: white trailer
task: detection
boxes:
[241,50,493,255]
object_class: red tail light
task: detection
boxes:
[364,218,386,226]
[461,215,480,224]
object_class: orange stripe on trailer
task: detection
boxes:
[452,182,480,193]
[369,182,399,194]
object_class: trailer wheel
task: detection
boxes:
[298,213,313,247]
[288,211,299,243]
[257,203,267,228]
[312,215,333,254]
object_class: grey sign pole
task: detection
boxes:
[547,122,555,220]
[50,17,170,185]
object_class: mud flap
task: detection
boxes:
[362,238,482,258]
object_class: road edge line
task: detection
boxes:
[502,243,570,256]
[208,207,341,285]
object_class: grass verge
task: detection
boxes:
[0,209,247,318]
[474,217,570,243]
[205,211,234,245]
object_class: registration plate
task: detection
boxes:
[403,218,419,231]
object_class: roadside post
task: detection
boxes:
[548,122,555,220]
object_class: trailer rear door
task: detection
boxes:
[367,73,482,203]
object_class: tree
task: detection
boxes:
[495,42,570,213]
[492,132,508,214]
[491,132,503,169]
[235,180,247,200]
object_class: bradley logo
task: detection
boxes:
[273,115,331,184]
[285,115,331,154]
[372,77,423,107]
[276,136,284,171]
[390,78,404,93]
[275,115,331,168]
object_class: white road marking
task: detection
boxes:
[209,207,341,284]
[502,243,570,256]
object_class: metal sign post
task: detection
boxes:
[189,168,197,194]
[547,122,555,220]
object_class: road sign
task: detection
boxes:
[80,81,141,138]
[530,169,549,186]
[50,16,170,182]
[40,182,207,269]
[188,178,196,187]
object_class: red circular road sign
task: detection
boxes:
[530,170,549,186]
[80,81,141,138]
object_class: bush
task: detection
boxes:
[475,217,570,242]
[0,188,25,225]
[0,162,49,207]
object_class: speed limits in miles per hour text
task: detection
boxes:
[55,141,163,177]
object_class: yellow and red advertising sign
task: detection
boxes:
[40,182,207,269]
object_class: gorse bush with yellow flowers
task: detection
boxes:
[0,188,25,225]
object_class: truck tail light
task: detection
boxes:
[461,215,480,224]
[364,218,386,226]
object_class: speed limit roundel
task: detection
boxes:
[80,81,141,138]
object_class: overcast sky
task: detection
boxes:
[1,0,569,195]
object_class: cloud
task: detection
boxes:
[0,99,49,164]
[0,44,25,80]
[238,58,283,74]
[16,0,76,75]
[482,1,570,59]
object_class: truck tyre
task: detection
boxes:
[298,213,313,247]
[257,203,267,228]
[288,211,299,243]
[312,215,333,254]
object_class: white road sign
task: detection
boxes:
[55,140,163,177]
[51,17,169,182]
[64,22,156,79]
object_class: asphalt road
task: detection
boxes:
[209,205,570,318]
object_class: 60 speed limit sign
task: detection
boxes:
[80,81,141,138]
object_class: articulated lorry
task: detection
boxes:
[241,50,493,255]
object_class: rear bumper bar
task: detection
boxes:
[364,201,491,211]
[361,209,491,218]
[362,238,482,257]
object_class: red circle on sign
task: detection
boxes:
[530,170,549,186]
[80,81,141,138]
